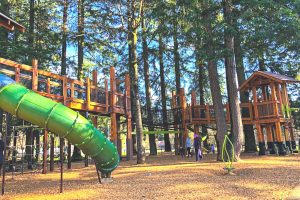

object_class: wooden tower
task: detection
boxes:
[239,71,300,155]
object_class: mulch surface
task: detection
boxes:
[0,152,299,200]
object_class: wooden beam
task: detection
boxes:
[32,59,38,91]
[275,122,283,142]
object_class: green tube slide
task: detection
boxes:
[0,74,119,174]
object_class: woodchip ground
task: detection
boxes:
[0,153,299,200]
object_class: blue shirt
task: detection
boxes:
[186,138,191,148]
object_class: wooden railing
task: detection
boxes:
[255,100,283,119]
[0,57,129,114]
[189,103,254,124]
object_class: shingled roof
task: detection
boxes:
[239,71,300,91]
[0,12,25,32]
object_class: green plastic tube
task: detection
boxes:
[0,81,119,174]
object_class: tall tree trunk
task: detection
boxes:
[173,18,181,152]
[61,0,68,76]
[224,0,243,160]
[77,0,84,80]
[127,0,137,155]
[258,52,266,71]
[234,27,257,153]
[0,0,9,57]
[28,0,35,63]
[203,7,227,161]
[141,13,157,155]
[195,50,209,149]
[158,33,171,152]
[72,0,85,160]
[129,0,145,164]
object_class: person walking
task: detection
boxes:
[186,137,192,157]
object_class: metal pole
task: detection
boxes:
[2,113,8,195]
[95,162,101,184]
[60,138,64,193]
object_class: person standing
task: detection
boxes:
[186,137,192,157]
[194,134,200,161]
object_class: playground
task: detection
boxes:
[0,3,300,200]
[0,153,299,200]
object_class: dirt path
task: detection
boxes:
[0,153,299,200]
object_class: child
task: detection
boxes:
[186,137,192,157]
[211,144,215,155]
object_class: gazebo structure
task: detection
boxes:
[239,71,300,155]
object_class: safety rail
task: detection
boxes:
[0,57,129,114]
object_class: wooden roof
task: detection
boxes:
[0,12,25,32]
[239,71,300,91]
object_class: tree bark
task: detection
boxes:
[61,0,68,76]
[158,33,171,152]
[72,0,85,160]
[141,12,157,155]
[234,27,257,153]
[173,17,181,151]
[203,7,227,161]
[0,0,9,57]
[129,0,145,164]
[224,0,243,160]
[77,0,84,81]
[28,0,35,63]
[195,50,209,149]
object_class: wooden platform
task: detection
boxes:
[0,57,130,115]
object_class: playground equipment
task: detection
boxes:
[170,71,300,155]
[0,12,133,194]
[0,74,119,174]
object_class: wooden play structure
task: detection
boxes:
[0,58,133,161]
[171,71,299,155]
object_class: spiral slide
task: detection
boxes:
[0,74,119,174]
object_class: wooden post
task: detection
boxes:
[62,77,67,105]
[110,67,117,145]
[266,125,275,154]
[42,130,48,174]
[125,74,133,160]
[105,79,109,112]
[117,115,122,158]
[70,82,75,100]
[32,59,38,91]
[15,67,20,82]
[256,124,266,155]
[270,82,279,117]
[86,77,91,111]
[275,83,283,116]
[50,135,54,172]
[172,90,179,155]
[252,86,259,120]
[46,78,51,94]
[275,122,286,155]
[283,124,291,151]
